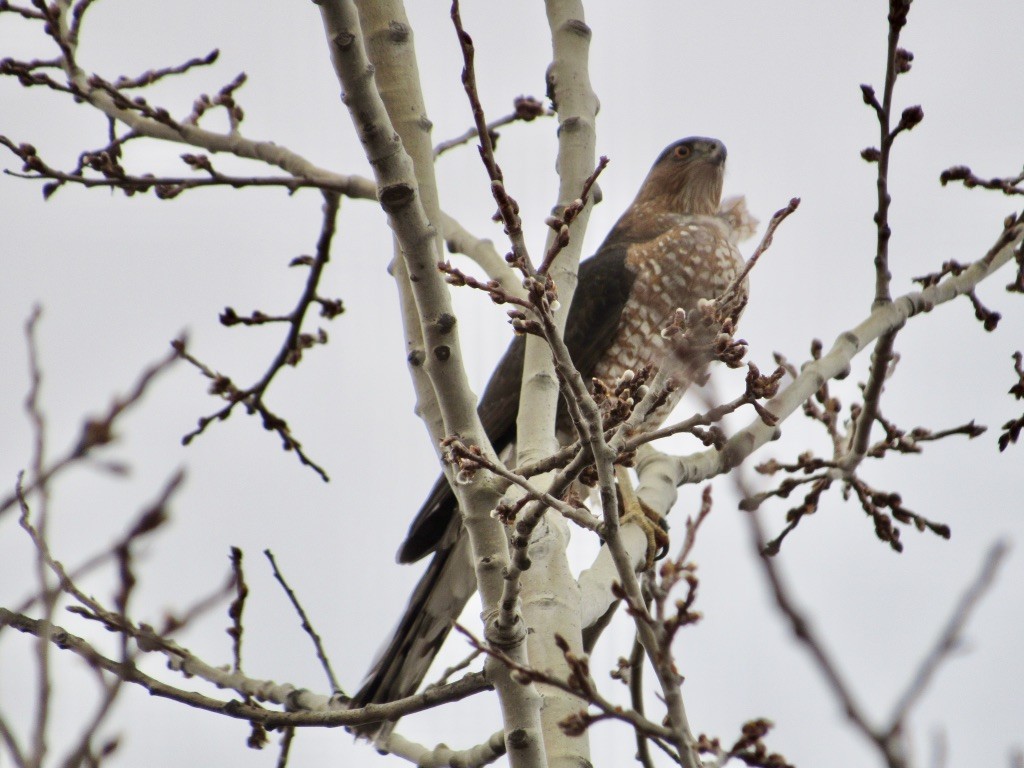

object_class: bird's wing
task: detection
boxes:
[561,241,636,382]
[352,241,642,730]
[397,334,525,563]
[398,241,636,563]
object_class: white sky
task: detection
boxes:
[1,2,1022,767]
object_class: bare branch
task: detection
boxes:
[626,636,656,768]
[0,135,354,199]
[450,1,532,270]
[840,328,898,472]
[317,0,544,755]
[858,4,918,305]
[380,729,507,768]
[429,649,483,689]
[264,550,343,696]
[227,547,248,674]
[0,1,46,20]
[845,3,919,486]
[670,211,1024,488]
[940,164,1024,196]
[884,541,1009,732]
[719,197,800,311]
[0,713,26,768]
[0,610,489,728]
[275,727,295,768]
[434,95,550,157]
[175,192,343,482]
[115,49,220,89]
[440,212,526,301]
[741,489,878,751]
[2,325,181,519]
[454,624,677,746]
[998,351,1024,451]
[441,437,602,535]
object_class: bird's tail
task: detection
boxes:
[349,531,475,739]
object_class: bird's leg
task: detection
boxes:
[614,465,669,569]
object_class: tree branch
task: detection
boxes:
[884,540,1008,734]
[846,1,920,475]
[315,1,543,758]
[265,550,343,696]
[669,212,1024,487]
[0,610,490,728]
[2,323,181,520]
[380,729,507,768]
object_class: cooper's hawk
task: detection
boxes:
[353,137,747,735]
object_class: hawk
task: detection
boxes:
[353,137,748,735]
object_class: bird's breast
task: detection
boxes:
[590,215,746,422]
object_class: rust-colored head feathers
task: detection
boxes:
[632,136,726,216]
[603,137,728,247]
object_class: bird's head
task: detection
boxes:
[634,137,726,216]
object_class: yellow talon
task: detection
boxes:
[615,465,670,569]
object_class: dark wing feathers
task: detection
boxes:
[350,534,476,726]
[560,243,635,384]
[358,246,635,714]
[397,334,524,563]
[397,243,635,563]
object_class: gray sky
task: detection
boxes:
[1,2,1022,767]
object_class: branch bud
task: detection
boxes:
[897,105,924,132]
[895,47,914,74]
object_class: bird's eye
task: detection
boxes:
[674,145,692,159]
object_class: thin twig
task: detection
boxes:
[884,540,1008,733]
[17,471,185,634]
[442,437,601,533]
[429,649,483,689]
[628,633,655,768]
[846,0,918,476]
[264,550,343,695]
[733,468,1004,768]
[0,609,488,728]
[449,0,530,267]
[841,328,897,472]
[227,547,248,673]
[0,713,26,767]
[940,165,1024,197]
[453,623,676,746]
[176,192,343,482]
[114,49,220,89]
[0,1,46,20]
[21,305,53,767]
[56,667,125,768]
[275,727,295,768]
[742,488,877,745]
[2,332,181,519]
[433,95,549,157]
[719,197,800,310]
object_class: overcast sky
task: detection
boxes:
[1,2,1022,767]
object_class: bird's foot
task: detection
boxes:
[614,465,669,570]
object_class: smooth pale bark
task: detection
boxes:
[315,4,546,766]
[513,3,600,767]
[353,0,448,451]
[382,729,507,768]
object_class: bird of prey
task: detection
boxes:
[352,136,748,735]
